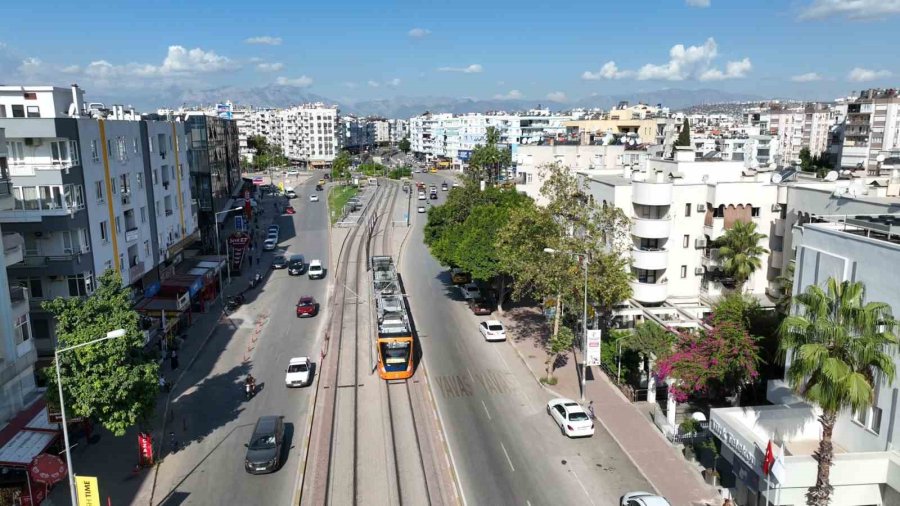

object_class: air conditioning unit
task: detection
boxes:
[694,267,704,275]
[695,238,707,249]
[771,204,782,212]
[696,203,707,212]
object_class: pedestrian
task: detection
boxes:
[170,349,179,370]
[159,375,169,393]
[587,400,595,420]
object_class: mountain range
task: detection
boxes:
[106,85,767,118]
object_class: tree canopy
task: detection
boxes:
[465,127,512,185]
[675,118,691,147]
[43,270,159,436]
[248,135,288,170]
[717,220,768,292]
[398,137,411,154]
[332,150,352,180]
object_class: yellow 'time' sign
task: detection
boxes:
[76,476,101,506]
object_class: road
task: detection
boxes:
[149,172,330,505]
[401,173,653,506]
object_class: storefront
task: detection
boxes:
[0,399,61,505]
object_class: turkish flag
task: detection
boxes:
[762,440,775,475]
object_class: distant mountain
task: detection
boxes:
[572,88,765,110]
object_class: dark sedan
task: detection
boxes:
[468,297,493,315]
[272,255,288,269]
[288,254,306,275]
[244,416,284,474]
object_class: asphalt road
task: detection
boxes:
[401,173,652,506]
[149,172,330,505]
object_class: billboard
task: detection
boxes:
[216,102,233,120]
[585,329,602,366]
[457,150,472,162]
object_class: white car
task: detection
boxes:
[284,357,312,387]
[285,170,300,176]
[309,194,319,202]
[479,320,506,341]
[263,237,278,251]
[460,283,481,300]
[452,182,460,188]
[547,398,595,438]
[620,492,671,506]
[417,205,426,214]
[418,192,426,201]
[285,190,297,199]
[307,259,324,279]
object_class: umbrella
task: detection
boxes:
[29,453,67,485]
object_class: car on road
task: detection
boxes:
[295,296,319,317]
[252,176,264,184]
[284,206,296,215]
[284,357,312,387]
[450,268,472,285]
[452,182,460,188]
[263,237,278,251]
[620,492,671,506]
[429,192,438,200]
[284,189,297,199]
[417,205,426,214]
[309,194,319,202]
[478,320,506,341]
[307,259,324,279]
[244,416,284,474]
[272,255,288,269]
[267,225,280,236]
[547,398,595,438]
[468,297,492,315]
[417,192,426,201]
[441,183,448,191]
[459,282,481,300]
[315,184,323,191]
[288,254,306,275]
[285,169,300,176]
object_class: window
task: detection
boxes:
[683,235,690,248]
[50,141,70,164]
[91,140,99,162]
[684,204,691,217]
[26,106,40,118]
[136,172,143,189]
[103,259,112,272]
[115,216,122,235]
[133,138,138,154]
[144,240,151,256]
[156,201,161,216]
[23,92,37,100]
[0,105,5,117]
[870,406,883,434]
[119,174,130,194]
[100,220,109,243]
[853,407,868,426]
[21,278,43,299]
[7,141,25,164]
[153,169,159,185]
[148,135,153,152]
[140,206,147,223]
[681,266,687,278]
[119,253,125,271]
[23,235,39,256]
[11,104,25,117]
[67,274,90,297]
[14,314,31,345]
[95,181,105,203]
[751,207,761,217]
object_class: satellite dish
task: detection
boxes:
[824,171,839,182]
[771,172,783,184]
[877,154,886,163]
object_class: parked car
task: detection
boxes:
[546,398,594,438]
[417,205,426,214]
[620,493,671,506]
[284,206,296,215]
[441,183,449,191]
[307,259,324,279]
[263,238,278,251]
[315,184,324,191]
[272,255,288,269]
[459,282,481,300]
[418,192,426,200]
[286,170,300,176]
[478,320,506,341]
[287,254,306,275]
[284,189,297,199]
[309,194,319,202]
[244,416,285,474]
[295,296,319,317]
[468,297,492,315]
[284,357,312,387]
[450,268,471,285]
[267,225,280,236]
[452,182,460,188]
[429,193,438,200]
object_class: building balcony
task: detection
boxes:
[703,218,726,240]
[8,161,79,177]
[0,204,85,224]
[128,260,145,281]
[9,285,28,322]
[125,227,140,243]
[630,280,668,304]
[774,218,785,237]
[3,232,24,266]
[701,248,721,268]
[631,247,668,270]
[632,216,671,239]
[10,251,90,277]
[632,180,673,206]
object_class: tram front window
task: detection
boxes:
[380,341,411,372]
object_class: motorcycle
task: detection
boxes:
[245,381,255,400]
[249,272,262,289]
[225,295,245,312]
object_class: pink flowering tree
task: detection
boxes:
[654,321,760,403]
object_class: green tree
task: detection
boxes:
[332,150,352,180]
[398,137,411,154]
[775,262,796,315]
[778,279,898,506]
[623,321,675,389]
[466,127,511,185]
[712,292,762,330]
[42,270,159,436]
[675,118,691,147]
[546,326,575,383]
[717,220,768,293]
[799,147,813,172]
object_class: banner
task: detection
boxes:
[585,329,602,366]
[138,432,154,466]
[76,476,100,506]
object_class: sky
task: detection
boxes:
[1,0,898,108]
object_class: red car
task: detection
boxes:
[284,206,296,215]
[296,296,319,317]
[467,297,493,315]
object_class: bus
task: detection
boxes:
[371,256,415,380]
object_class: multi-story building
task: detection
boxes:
[564,103,678,147]
[341,115,376,153]
[277,103,339,168]
[371,118,390,145]
[836,88,900,172]
[389,118,409,144]
[246,108,284,152]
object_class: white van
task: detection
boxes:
[284,187,297,199]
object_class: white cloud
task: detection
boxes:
[791,72,823,82]
[685,0,711,7]
[244,36,282,45]
[78,46,238,82]
[18,57,42,74]
[408,28,431,38]
[494,89,524,100]
[699,57,752,81]
[799,0,900,19]
[343,82,358,89]
[276,75,314,87]
[437,64,483,74]
[582,61,633,80]
[386,78,401,87]
[257,62,284,72]
[61,65,81,74]
[546,91,568,102]
[847,67,892,82]
[367,80,380,88]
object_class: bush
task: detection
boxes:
[679,417,701,434]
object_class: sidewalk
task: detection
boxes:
[496,306,720,506]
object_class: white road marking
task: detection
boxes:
[481,400,492,420]
[526,501,532,506]
[466,368,475,382]
[569,468,595,506]
[500,441,515,472]
[492,342,511,370]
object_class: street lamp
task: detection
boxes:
[215,206,245,304]
[55,328,126,506]
[544,247,590,403]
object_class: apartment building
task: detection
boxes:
[276,103,339,168]
[389,118,409,144]
[371,118,390,144]
[742,103,832,165]
[341,115,376,153]
[837,88,900,172]
[564,103,678,147]
[246,107,284,150]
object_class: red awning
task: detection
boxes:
[0,399,59,468]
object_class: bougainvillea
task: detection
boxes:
[654,321,760,403]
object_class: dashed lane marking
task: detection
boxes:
[500,441,515,472]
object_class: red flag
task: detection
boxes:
[762,440,775,475]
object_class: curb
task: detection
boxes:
[502,332,566,399]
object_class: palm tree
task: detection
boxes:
[779,278,898,506]
[717,220,768,292]
[775,262,795,315]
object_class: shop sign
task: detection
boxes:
[710,418,758,468]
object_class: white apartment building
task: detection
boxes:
[372,118,390,144]
[246,108,284,150]
[742,103,832,165]
[837,89,900,172]
[389,118,409,144]
[276,103,339,168]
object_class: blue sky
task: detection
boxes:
[1,0,898,107]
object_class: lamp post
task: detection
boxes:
[215,206,244,304]
[544,247,590,403]
[55,328,126,506]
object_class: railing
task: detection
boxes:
[19,253,84,267]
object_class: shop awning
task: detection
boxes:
[160,274,203,298]
[0,400,58,468]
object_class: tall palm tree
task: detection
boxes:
[717,220,768,292]
[779,278,898,506]
[775,262,795,315]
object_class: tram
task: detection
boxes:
[371,256,415,380]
